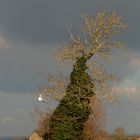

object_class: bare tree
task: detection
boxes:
[82,97,106,139]
[55,11,127,103]
[40,11,128,106]
[31,107,50,137]
[114,126,126,139]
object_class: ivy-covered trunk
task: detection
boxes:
[47,57,95,140]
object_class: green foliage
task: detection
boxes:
[46,57,95,140]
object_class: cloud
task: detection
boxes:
[0,91,39,136]
[0,0,138,49]
[0,90,57,136]
[0,43,59,93]
[1,116,15,124]
[113,87,137,93]
[0,35,13,48]
[130,56,140,68]
[112,85,140,101]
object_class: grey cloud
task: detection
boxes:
[106,98,140,135]
[0,90,57,137]
[0,0,139,49]
[0,42,138,94]
[100,49,140,83]
[0,91,41,136]
[0,35,13,48]
[0,44,59,93]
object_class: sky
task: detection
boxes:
[0,0,140,137]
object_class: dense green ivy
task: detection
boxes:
[45,57,95,140]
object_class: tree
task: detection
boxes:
[31,107,50,138]
[114,126,126,139]
[40,11,127,140]
[82,97,106,140]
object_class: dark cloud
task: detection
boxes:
[107,99,140,135]
[0,44,59,93]
[0,91,40,136]
[0,0,139,49]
